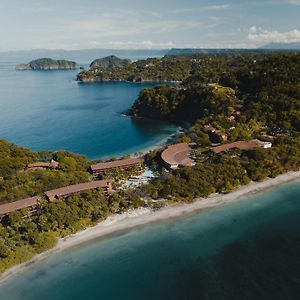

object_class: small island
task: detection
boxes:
[90,55,132,69]
[16,58,78,70]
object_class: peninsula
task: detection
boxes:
[0,52,299,278]
[76,55,194,82]
[16,58,78,70]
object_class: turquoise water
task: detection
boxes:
[0,181,300,299]
[0,58,177,159]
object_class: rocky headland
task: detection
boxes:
[90,55,132,69]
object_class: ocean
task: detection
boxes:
[0,54,177,160]
[0,180,299,300]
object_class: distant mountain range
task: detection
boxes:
[2,45,300,67]
[260,42,300,50]
[0,49,167,65]
[166,46,300,56]
[165,48,262,56]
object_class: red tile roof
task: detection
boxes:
[212,140,261,154]
[0,196,41,215]
[0,180,113,216]
[91,158,142,172]
[161,143,195,167]
[27,160,59,169]
[45,180,112,199]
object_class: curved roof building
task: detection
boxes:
[161,143,196,170]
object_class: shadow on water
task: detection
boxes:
[166,227,300,300]
[56,102,111,111]
[130,117,179,136]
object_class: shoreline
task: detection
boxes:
[0,171,300,285]
[77,79,182,84]
[130,127,183,158]
[96,125,182,161]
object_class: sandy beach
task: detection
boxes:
[0,170,300,285]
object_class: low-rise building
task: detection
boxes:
[45,180,113,202]
[214,130,228,142]
[204,124,228,142]
[0,180,113,218]
[0,196,41,218]
[256,140,272,148]
[90,158,143,176]
[227,115,236,122]
[161,143,196,170]
[26,160,59,171]
[211,139,272,154]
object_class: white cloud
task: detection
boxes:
[105,40,176,49]
[247,27,300,43]
[173,4,230,14]
[205,4,230,10]
[62,17,212,41]
[287,0,300,5]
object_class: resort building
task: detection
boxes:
[0,196,41,218]
[227,115,236,122]
[0,180,113,218]
[90,158,143,176]
[204,124,228,142]
[26,160,59,171]
[257,141,273,148]
[45,180,113,202]
[212,139,272,154]
[161,143,196,170]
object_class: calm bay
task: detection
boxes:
[0,56,177,160]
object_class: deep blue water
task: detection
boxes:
[0,181,299,300]
[0,58,177,159]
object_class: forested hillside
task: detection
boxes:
[130,53,300,199]
[0,140,90,203]
[130,53,300,132]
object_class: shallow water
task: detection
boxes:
[1,181,299,300]
[0,57,177,159]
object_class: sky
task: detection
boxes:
[0,0,300,51]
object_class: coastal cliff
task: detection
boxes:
[16,58,78,70]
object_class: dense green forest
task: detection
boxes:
[139,134,300,201]
[0,141,144,272]
[0,140,90,203]
[130,53,300,131]
[0,53,300,274]
[77,56,199,82]
[129,53,300,200]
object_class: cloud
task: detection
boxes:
[247,26,300,44]
[62,17,212,40]
[173,4,230,14]
[205,4,231,10]
[286,0,300,5]
[104,40,176,49]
